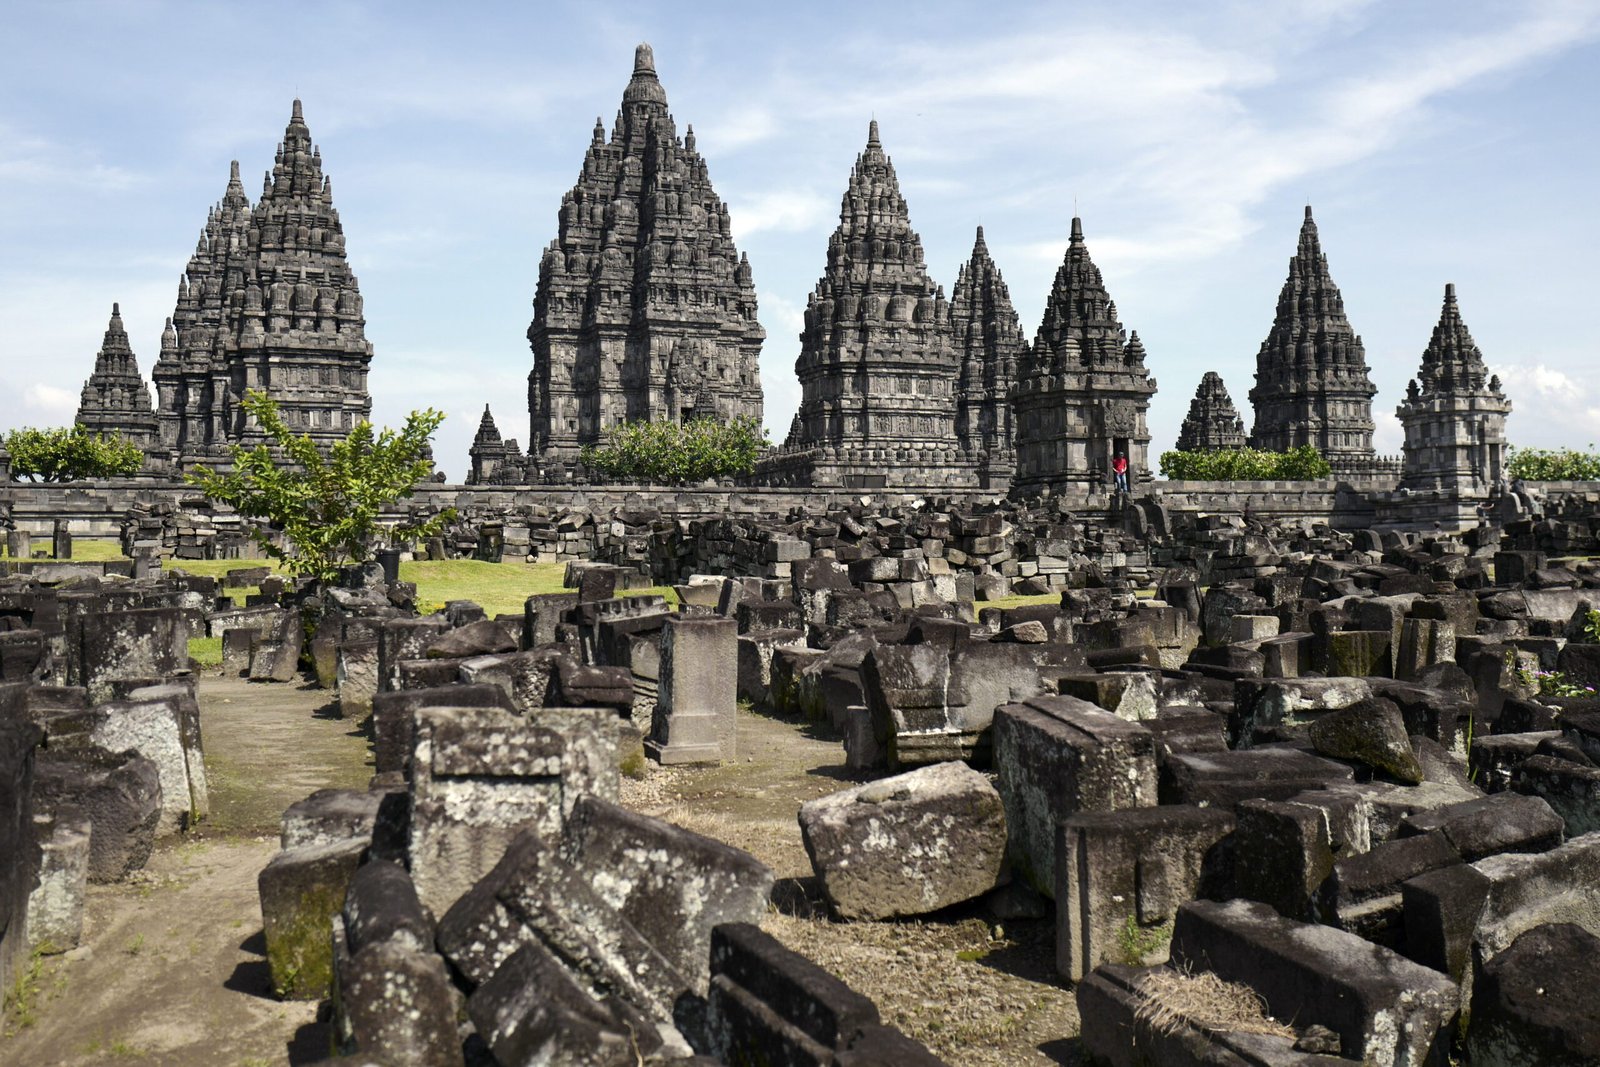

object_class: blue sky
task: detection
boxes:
[3,0,1597,479]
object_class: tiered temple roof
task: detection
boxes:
[1175,371,1247,453]
[1247,206,1377,473]
[767,121,975,489]
[1396,283,1511,495]
[153,103,373,467]
[467,405,513,485]
[75,303,159,454]
[1012,217,1156,493]
[526,43,764,473]
[950,226,1024,488]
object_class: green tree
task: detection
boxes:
[4,425,145,481]
[1159,445,1332,481]
[1506,445,1600,481]
[580,416,768,484]
[189,390,453,580]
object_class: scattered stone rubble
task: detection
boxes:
[4,493,1600,1065]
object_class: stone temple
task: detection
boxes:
[526,44,764,478]
[760,122,979,489]
[74,303,160,456]
[950,226,1025,489]
[466,406,526,486]
[1247,206,1379,475]
[1012,217,1157,495]
[1174,371,1247,453]
[153,102,373,470]
[1388,283,1511,524]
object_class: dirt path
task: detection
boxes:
[2,676,372,1067]
[622,707,1083,1067]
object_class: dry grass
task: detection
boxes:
[1133,967,1295,1040]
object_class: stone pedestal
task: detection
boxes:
[647,615,736,765]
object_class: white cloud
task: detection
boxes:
[22,383,78,422]
[729,189,833,241]
[1491,362,1600,449]
[1372,410,1403,455]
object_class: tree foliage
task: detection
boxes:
[1159,445,1333,481]
[189,390,452,580]
[4,425,145,481]
[1506,445,1600,481]
[581,416,768,484]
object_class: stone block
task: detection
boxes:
[648,615,737,765]
[1161,748,1355,808]
[1397,793,1565,862]
[1231,614,1280,642]
[563,797,772,994]
[1308,698,1424,784]
[992,694,1157,895]
[1057,670,1158,721]
[330,861,458,1067]
[408,705,566,917]
[90,697,197,835]
[1170,898,1458,1067]
[76,607,187,703]
[799,762,1005,920]
[1315,831,1461,950]
[736,627,807,710]
[258,836,366,999]
[468,940,655,1067]
[32,748,160,883]
[705,922,880,1066]
[1230,676,1373,748]
[376,616,449,693]
[370,682,516,776]
[336,639,379,719]
[25,808,90,953]
[1396,618,1456,682]
[1466,923,1600,1067]
[1056,805,1234,981]
[1512,755,1600,837]
[280,787,384,850]
[1326,630,1394,678]
[221,628,257,675]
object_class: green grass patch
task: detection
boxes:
[0,537,127,562]
[188,636,224,668]
[399,559,677,618]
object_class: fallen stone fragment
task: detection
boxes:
[799,761,1006,920]
[1308,697,1424,784]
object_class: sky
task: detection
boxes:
[3,0,1598,480]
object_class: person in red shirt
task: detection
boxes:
[1112,453,1129,492]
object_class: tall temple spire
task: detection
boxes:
[467,405,511,484]
[1012,216,1156,494]
[1247,205,1377,473]
[76,302,159,456]
[526,42,764,476]
[761,120,976,488]
[950,224,1024,487]
[1175,371,1247,452]
[1395,283,1511,501]
[156,101,372,469]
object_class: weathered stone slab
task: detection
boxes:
[1512,755,1600,837]
[800,762,1005,920]
[1056,805,1234,981]
[408,705,565,917]
[1397,793,1564,862]
[1466,923,1600,1067]
[993,694,1157,895]
[258,836,366,999]
[25,808,90,953]
[32,747,160,883]
[1169,899,1458,1067]
[648,615,737,765]
[90,697,195,834]
[280,787,384,850]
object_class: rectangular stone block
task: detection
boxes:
[992,694,1157,895]
[648,615,737,765]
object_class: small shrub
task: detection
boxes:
[5,425,144,481]
[580,416,768,484]
[1116,915,1172,965]
[1159,445,1332,481]
[1506,444,1600,481]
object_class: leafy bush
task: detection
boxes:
[189,390,453,580]
[1159,445,1332,481]
[4,425,144,481]
[1506,445,1600,481]
[581,417,768,484]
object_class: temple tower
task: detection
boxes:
[467,405,512,485]
[75,303,160,455]
[950,226,1024,489]
[228,100,373,450]
[761,121,975,489]
[1175,371,1247,453]
[1247,206,1377,474]
[155,102,373,469]
[1397,283,1511,494]
[527,43,764,473]
[1011,217,1156,495]
[152,159,252,464]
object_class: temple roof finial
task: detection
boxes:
[229,160,240,181]
[868,119,880,146]
[291,98,303,122]
[1070,216,1083,241]
[1304,204,1313,220]
[634,42,655,74]
[1445,281,1456,302]
[111,301,121,317]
